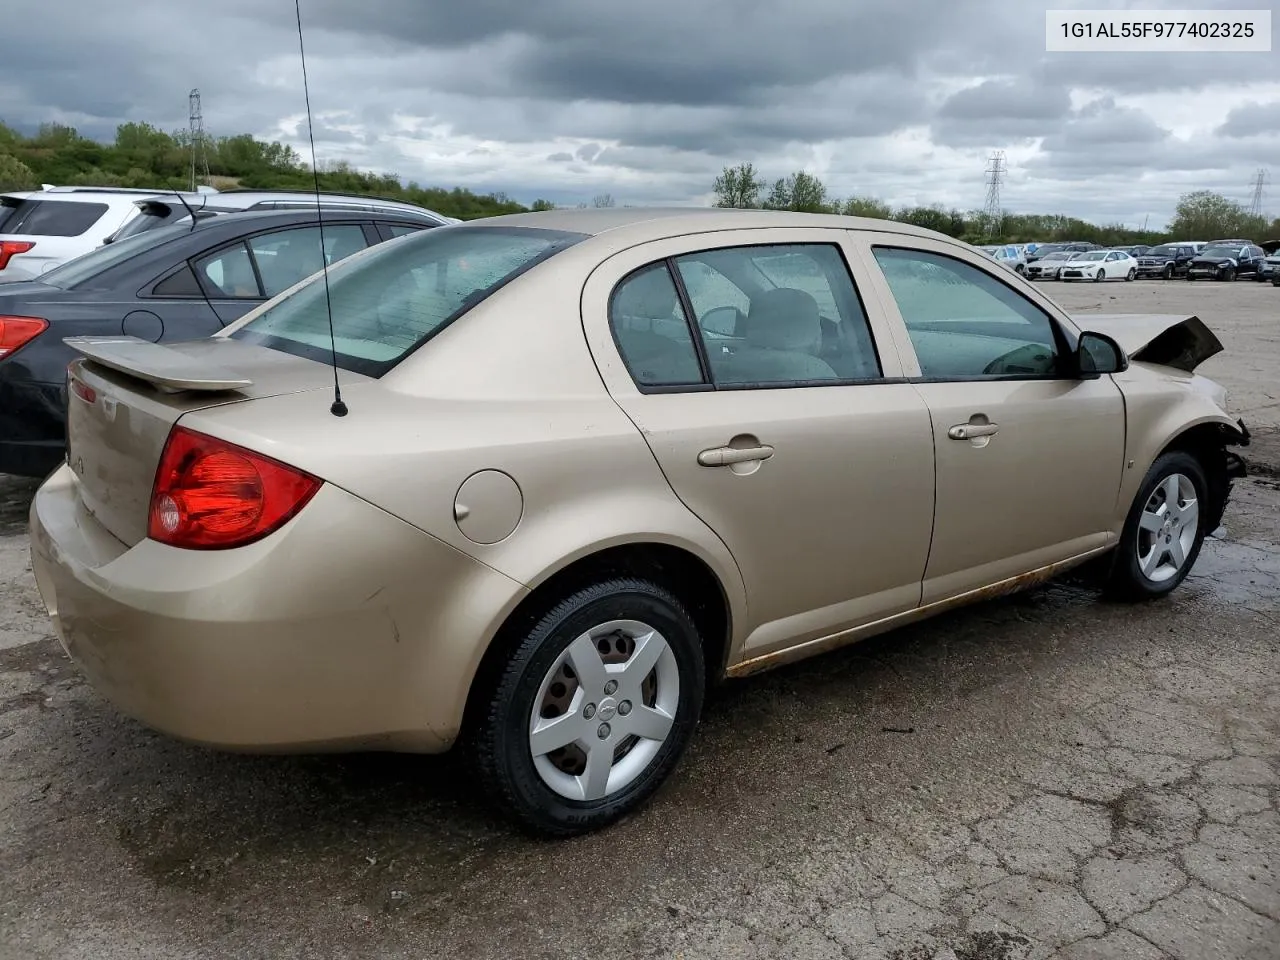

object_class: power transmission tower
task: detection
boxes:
[188,88,211,192]
[1247,168,1268,218]
[983,151,1006,238]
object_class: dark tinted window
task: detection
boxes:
[231,226,584,376]
[383,223,424,238]
[3,199,109,237]
[152,264,204,297]
[0,199,22,232]
[110,207,176,241]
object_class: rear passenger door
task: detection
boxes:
[582,229,936,663]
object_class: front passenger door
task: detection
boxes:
[859,238,1126,604]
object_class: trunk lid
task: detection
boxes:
[1069,313,1223,373]
[64,336,345,547]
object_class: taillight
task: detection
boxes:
[148,426,322,550]
[0,315,48,359]
[0,241,35,271]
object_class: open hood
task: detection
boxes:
[1070,314,1223,373]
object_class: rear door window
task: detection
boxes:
[247,224,370,297]
[2,199,109,237]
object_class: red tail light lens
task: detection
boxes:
[0,315,48,359]
[0,241,35,271]
[148,426,322,550]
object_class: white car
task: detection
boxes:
[0,186,177,282]
[1059,249,1139,283]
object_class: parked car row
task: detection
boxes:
[1013,238,1280,285]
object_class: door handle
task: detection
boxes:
[948,422,999,440]
[698,444,775,467]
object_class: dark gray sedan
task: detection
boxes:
[0,208,436,476]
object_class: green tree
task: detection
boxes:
[0,153,37,190]
[840,196,892,219]
[712,162,764,208]
[764,171,828,212]
[1167,190,1266,241]
[531,199,556,211]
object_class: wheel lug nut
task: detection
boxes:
[604,680,618,695]
[597,723,611,739]
[618,700,632,716]
[583,703,596,720]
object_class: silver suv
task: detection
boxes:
[107,189,458,242]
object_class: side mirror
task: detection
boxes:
[1077,331,1128,378]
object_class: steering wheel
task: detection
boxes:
[982,343,1055,376]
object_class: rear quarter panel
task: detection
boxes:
[178,256,749,673]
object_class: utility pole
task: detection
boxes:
[983,151,1005,239]
[188,88,211,192]
[1247,168,1268,218]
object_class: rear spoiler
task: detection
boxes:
[64,336,252,392]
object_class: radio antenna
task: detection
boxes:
[294,0,347,417]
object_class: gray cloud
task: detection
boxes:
[1217,100,1280,138]
[1,0,1278,226]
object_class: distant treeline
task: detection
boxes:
[2,121,1276,239]
[0,121,542,220]
[713,164,1280,246]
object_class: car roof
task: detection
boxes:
[471,207,957,245]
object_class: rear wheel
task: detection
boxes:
[471,578,705,836]
[1105,451,1209,601]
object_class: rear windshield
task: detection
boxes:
[0,199,109,237]
[230,225,585,377]
[39,222,191,289]
[0,198,23,232]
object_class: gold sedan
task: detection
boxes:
[28,209,1249,835]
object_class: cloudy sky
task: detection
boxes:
[3,0,1278,228]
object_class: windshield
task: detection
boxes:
[1147,245,1178,257]
[231,225,586,377]
[39,222,192,289]
[1200,245,1243,258]
[1076,252,1107,261]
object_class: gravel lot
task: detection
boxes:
[1,279,1278,960]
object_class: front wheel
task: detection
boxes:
[471,578,705,836]
[1105,451,1209,601]
[1094,269,1105,282]
[1126,267,1136,281]
[1163,263,1174,280]
[1222,266,1236,281]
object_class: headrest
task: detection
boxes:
[615,267,677,319]
[746,288,821,352]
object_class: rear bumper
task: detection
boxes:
[29,465,527,753]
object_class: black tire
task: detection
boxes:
[1094,269,1105,282]
[1126,267,1136,281]
[1105,450,1210,601]
[470,577,705,836]
[1163,263,1174,280]
[1223,266,1235,281]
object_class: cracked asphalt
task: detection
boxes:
[2,280,1279,960]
